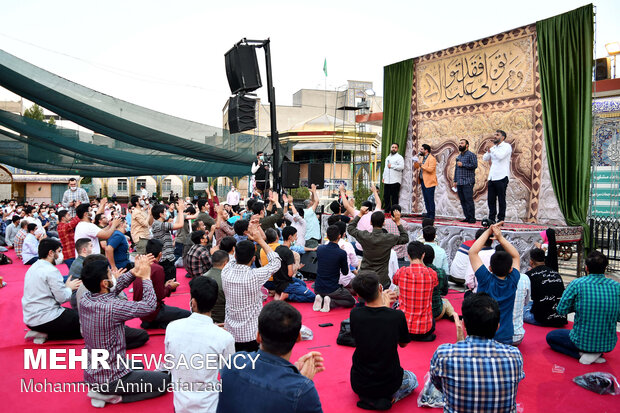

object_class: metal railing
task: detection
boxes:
[589,216,620,271]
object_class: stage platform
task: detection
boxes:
[399,215,583,272]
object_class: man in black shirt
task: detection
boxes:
[524,248,567,326]
[273,226,316,303]
[350,271,417,410]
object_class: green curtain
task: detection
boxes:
[537,4,593,246]
[380,59,414,197]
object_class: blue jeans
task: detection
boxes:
[393,370,418,403]
[421,180,435,219]
[523,302,542,326]
[546,329,581,359]
[284,278,316,303]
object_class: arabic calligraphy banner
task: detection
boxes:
[417,35,536,111]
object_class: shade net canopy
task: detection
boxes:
[0,49,272,176]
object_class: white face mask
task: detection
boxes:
[55,252,64,265]
[70,186,77,191]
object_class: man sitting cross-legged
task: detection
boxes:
[524,247,567,327]
[203,250,229,324]
[422,245,456,322]
[69,238,93,309]
[217,301,324,413]
[165,276,235,413]
[314,224,356,312]
[546,251,620,364]
[272,225,316,302]
[430,293,524,413]
[22,238,82,342]
[80,254,171,407]
[393,241,438,341]
[350,271,417,410]
[133,239,191,329]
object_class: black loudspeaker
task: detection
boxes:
[225,45,262,94]
[300,251,318,279]
[308,163,324,189]
[282,161,300,188]
[228,95,257,134]
[595,58,610,81]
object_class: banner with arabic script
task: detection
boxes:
[417,36,536,112]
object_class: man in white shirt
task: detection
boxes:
[226,185,240,207]
[74,203,121,255]
[382,143,405,212]
[22,238,82,340]
[22,223,42,265]
[482,130,512,223]
[165,276,235,413]
[5,215,21,248]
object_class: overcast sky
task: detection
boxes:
[0,0,618,127]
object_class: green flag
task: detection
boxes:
[323,58,327,76]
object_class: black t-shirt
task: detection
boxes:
[350,306,411,399]
[526,265,568,326]
[273,245,295,293]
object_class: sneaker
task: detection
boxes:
[88,391,122,408]
[24,330,48,344]
[579,352,603,365]
[312,295,323,312]
[320,296,331,312]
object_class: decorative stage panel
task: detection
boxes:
[399,24,565,225]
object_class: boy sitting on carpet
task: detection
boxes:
[468,222,521,345]
[350,271,417,410]
[422,245,456,322]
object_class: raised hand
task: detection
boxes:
[359,206,369,216]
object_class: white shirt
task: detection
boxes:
[482,141,512,181]
[337,238,358,286]
[75,221,102,254]
[22,259,71,326]
[165,313,235,413]
[22,233,39,264]
[465,247,495,291]
[382,152,405,184]
[512,273,531,343]
[140,188,149,199]
[226,190,240,206]
[284,212,306,248]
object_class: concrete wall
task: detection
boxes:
[25,183,51,204]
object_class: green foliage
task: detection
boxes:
[353,186,371,209]
[47,117,56,125]
[23,104,45,121]
[81,177,92,185]
[288,186,310,200]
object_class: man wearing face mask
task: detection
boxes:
[129,195,153,255]
[482,130,512,223]
[226,184,240,207]
[61,177,89,217]
[22,238,82,342]
[452,139,478,223]
[382,143,405,212]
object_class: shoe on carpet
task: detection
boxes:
[88,391,122,408]
[320,296,331,312]
[579,352,603,365]
[460,218,469,222]
[312,295,323,312]
[24,330,48,344]
[356,397,392,410]
[467,219,477,224]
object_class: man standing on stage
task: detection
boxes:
[61,178,89,217]
[482,130,512,223]
[414,144,437,219]
[382,143,405,212]
[251,151,271,196]
[452,139,478,223]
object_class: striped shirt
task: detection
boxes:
[13,228,27,259]
[61,187,89,217]
[454,150,478,186]
[151,220,175,261]
[79,272,156,384]
[557,273,620,353]
[222,251,281,343]
[512,273,531,343]
[430,336,524,413]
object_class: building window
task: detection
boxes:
[117,179,127,192]
[136,179,146,192]
[162,179,172,192]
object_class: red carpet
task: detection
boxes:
[0,248,618,412]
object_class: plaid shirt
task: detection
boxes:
[79,272,156,384]
[384,217,407,259]
[222,250,281,342]
[429,264,448,318]
[454,150,478,186]
[184,244,212,278]
[13,228,27,259]
[393,263,438,334]
[61,187,90,217]
[431,336,524,413]
[557,273,620,353]
[57,216,81,260]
